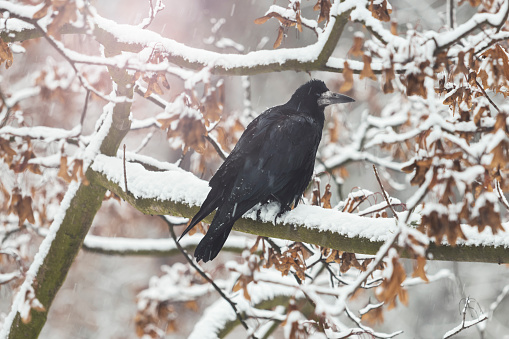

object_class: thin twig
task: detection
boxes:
[443,297,487,339]
[76,89,91,137]
[475,79,500,113]
[205,134,228,161]
[31,21,124,103]
[373,165,399,221]
[0,89,12,128]
[345,306,403,339]
[161,216,256,337]
[495,180,509,211]
[133,130,155,153]
[80,89,90,127]
[123,144,128,194]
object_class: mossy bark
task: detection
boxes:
[91,169,509,264]
[6,70,133,339]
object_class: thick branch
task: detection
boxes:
[0,1,364,75]
[3,63,134,339]
[89,156,509,264]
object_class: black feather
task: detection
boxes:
[179,79,354,262]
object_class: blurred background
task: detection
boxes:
[1,0,508,338]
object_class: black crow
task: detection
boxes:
[179,79,354,262]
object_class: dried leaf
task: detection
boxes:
[340,61,354,92]
[57,155,72,183]
[215,126,231,152]
[47,2,79,39]
[274,26,284,49]
[314,0,331,23]
[361,306,384,325]
[360,55,377,81]
[33,2,51,19]
[411,256,428,282]
[390,21,398,35]
[321,184,332,209]
[0,37,13,69]
[369,0,392,22]
[184,300,199,312]
[376,254,407,309]
[349,35,364,57]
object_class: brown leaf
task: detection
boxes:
[184,300,199,312]
[0,138,17,157]
[376,254,407,309]
[33,1,51,19]
[202,82,224,123]
[349,35,364,57]
[71,159,90,185]
[401,157,433,186]
[145,79,163,97]
[47,2,79,39]
[0,37,13,69]
[390,21,398,35]
[411,256,428,282]
[254,15,271,25]
[360,55,377,81]
[311,188,320,206]
[369,0,392,22]
[339,61,354,92]
[10,194,36,226]
[57,155,72,183]
[215,126,231,152]
[274,26,284,49]
[19,196,36,225]
[383,66,395,93]
[314,0,331,23]
[158,73,170,89]
[321,184,332,209]
[361,306,384,325]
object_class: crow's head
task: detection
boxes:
[289,79,354,115]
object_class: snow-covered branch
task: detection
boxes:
[89,154,509,264]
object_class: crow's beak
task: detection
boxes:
[318,91,355,107]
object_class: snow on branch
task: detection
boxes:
[89,154,509,263]
[0,0,380,75]
[442,297,488,339]
[33,225,253,256]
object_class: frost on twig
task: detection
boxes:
[442,297,487,339]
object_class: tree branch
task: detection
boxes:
[89,155,509,264]
[2,58,135,339]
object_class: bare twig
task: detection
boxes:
[133,130,155,153]
[447,0,455,29]
[495,180,509,211]
[76,89,91,137]
[0,89,12,128]
[475,79,500,113]
[80,90,90,127]
[373,165,399,220]
[31,21,125,103]
[204,134,228,161]
[345,307,403,339]
[443,297,487,339]
[139,0,164,29]
[123,144,128,194]
[161,216,256,337]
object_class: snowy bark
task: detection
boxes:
[89,155,509,264]
[3,70,134,339]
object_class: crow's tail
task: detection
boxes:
[194,221,233,263]
[178,194,221,242]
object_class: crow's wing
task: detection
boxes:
[180,108,321,242]
[193,109,322,262]
[220,109,322,220]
